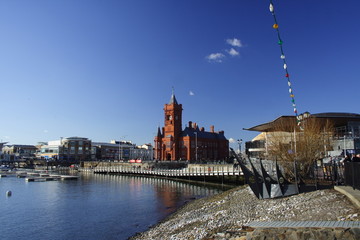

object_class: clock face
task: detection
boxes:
[169,115,172,120]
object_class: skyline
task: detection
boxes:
[1,0,360,149]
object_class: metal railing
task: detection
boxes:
[81,165,243,178]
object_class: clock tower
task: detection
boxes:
[163,92,182,160]
[154,92,229,162]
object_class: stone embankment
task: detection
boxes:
[131,186,360,240]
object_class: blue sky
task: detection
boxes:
[1,0,359,149]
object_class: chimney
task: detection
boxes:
[193,122,197,129]
[189,121,192,129]
[200,127,205,132]
[210,125,214,133]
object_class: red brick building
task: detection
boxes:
[154,93,229,162]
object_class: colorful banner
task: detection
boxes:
[269,1,301,126]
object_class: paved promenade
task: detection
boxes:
[248,220,360,228]
[334,185,360,209]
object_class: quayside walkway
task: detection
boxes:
[245,187,360,239]
[83,165,243,178]
[248,221,360,228]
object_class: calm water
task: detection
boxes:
[0,172,223,240]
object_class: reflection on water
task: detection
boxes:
[0,173,223,240]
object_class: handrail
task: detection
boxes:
[80,165,243,177]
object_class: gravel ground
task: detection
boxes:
[130,186,360,240]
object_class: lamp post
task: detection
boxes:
[343,135,346,157]
[118,136,127,161]
[119,139,121,162]
[194,132,198,162]
[237,139,242,159]
[59,137,63,162]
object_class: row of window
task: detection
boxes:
[335,125,360,135]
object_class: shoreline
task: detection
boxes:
[130,185,360,240]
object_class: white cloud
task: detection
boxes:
[227,48,239,56]
[226,38,242,47]
[189,90,195,96]
[206,53,225,63]
[229,138,236,143]
[43,130,49,133]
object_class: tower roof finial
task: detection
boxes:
[169,87,178,104]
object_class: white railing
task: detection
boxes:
[81,165,243,177]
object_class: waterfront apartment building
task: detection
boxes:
[154,93,229,162]
[0,142,7,160]
[38,137,92,162]
[2,144,37,161]
[244,112,360,159]
[130,144,154,160]
[92,140,134,161]
[38,137,153,162]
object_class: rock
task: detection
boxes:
[216,232,225,238]
[347,213,359,220]
[231,236,246,240]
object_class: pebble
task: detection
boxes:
[130,186,360,240]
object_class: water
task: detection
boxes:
[0,173,223,240]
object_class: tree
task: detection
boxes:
[267,117,334,179]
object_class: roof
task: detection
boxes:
[244,112,360,132]
[65,137,89,140]
[244,115,296,132]
[157,127,162,138]
[181,127,227,140]
[169,93,178,105]
[251,132,293,142]
[3,144,37,148]
[312,112,360,118]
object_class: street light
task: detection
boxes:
[118,136,127,161]
[194,132,198,162]
[119,141,121,162]
[237,139,242,159]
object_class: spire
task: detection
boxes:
[169,87,178,105]
[157,126,162,137]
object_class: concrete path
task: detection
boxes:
[248,221,360,228]
[248,186,360,230]
[334,185,360,209]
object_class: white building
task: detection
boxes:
[37,137,92,162]
[130,144,154,160]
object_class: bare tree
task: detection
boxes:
[267,117,334,179]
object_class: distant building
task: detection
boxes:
[244,112,360,159]
[92,140,135,161]
[130,144,154,160]
[154,93,229,161]
[38,137,92,162]
[2,144,37,161]
[38,137,151,162]
[0,142,7,160]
